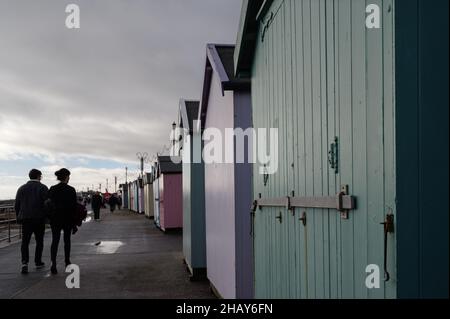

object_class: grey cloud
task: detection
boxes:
[0,0,242,162]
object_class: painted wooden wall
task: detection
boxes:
[204,69,254,298]
[183,158,192,265]
[160,174,183,231]
[153,177,160,227]
[183,131,206,271]
[204,71,237,299]
[122,187,129,209]
[251,0,396,298]
[395,0,449,298]
[233,90,254,299]
[127,183,132,211]
[139,185,145,214]
[144,183,154,218]
[135,182,140,213]
[129,182,136,212]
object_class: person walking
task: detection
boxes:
[91,192,103,221]
[117,195,122,210]
[14,169,48,274]
[47,168,77,275]
[108,194,118,213]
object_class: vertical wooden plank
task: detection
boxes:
[395,0,421,298]
[264,21,271,298]
[366,0,385,300]
[285,0,297,299]
[275,8,286,298]
[289,0,299,299]
[264,10,271,299]
[418,0,449,298]
[326,0,338,299]
[337,0,354,298]
[382,0,396,299]
[254,19,266,298]
[252,41,260,297]
[270,15,280,298]
[302,0,316,299]
[351,0,368,299]
[319,0,331,299]
[267,20,274,298]
[311,0,325,299]
[334,0,343,299]
[272,13,280,299]
[280,5,289,295]
[294,0,308,299]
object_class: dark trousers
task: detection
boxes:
[50,225,72,265]
[21,221,45,265]
[93,208,100,220]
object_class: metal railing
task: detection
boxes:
[0,204,22,243]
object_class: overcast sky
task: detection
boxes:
[0,0,243,199]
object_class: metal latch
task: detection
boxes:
[338,185,350,219]
[254,185,356,220]
[381,211,395,282]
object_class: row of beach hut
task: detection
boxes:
[120,0,448,299]
[121,42,253,298]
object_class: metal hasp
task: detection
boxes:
[254,185,356,220]
[337,185,351,220]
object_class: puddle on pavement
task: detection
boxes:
[92,241,124,254]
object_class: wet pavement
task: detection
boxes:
[0,209,213,299]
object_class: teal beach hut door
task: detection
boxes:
[252,0,396,299]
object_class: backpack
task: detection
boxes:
[74,203,88,227]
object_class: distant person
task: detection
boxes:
[47,168,77,275]
[102,196,107,209]
[117,195,122,210]
[91,192,103,221]
[108,194,118,213]
[14,169,48,274]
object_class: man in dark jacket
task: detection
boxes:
[15,169,48,274]
[48,168,77,275]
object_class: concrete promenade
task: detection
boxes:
[0,209,213,299]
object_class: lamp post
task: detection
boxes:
[136,152,148,178]
[171,121,177,156]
